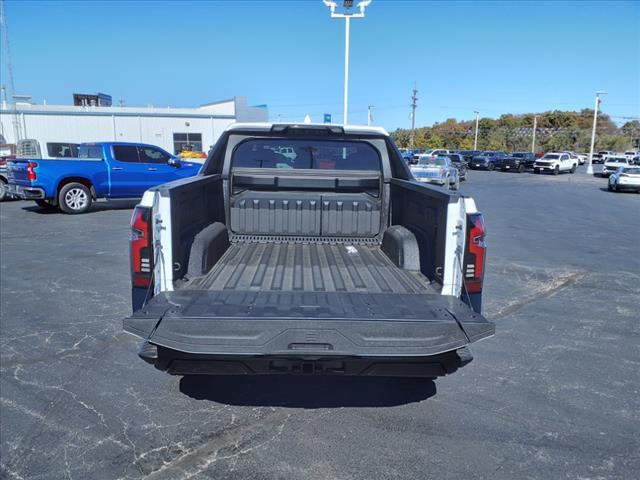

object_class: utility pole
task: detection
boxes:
[367,105,374,126]
[0,0,22,142]
[531,115,538,153]
[410,82,418,147]
[473,110,480,150]
[587,91,607,175]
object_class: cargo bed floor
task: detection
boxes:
[186,242,435,294]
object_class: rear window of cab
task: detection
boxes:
[232,138,381,171]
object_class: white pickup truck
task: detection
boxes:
[123,123,494,379]
[602,155,632,177]
[533,152,578,175]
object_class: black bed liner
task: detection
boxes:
[185,242,436,294]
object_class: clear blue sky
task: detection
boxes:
[2,0,638,130]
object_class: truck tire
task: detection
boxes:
[488,163,495,171]
[570,164,576,173]
[0,180,7,201]
[58,182,92,214]
[553,166,560,175]
[518,164,524,173]
[35,199,58,210]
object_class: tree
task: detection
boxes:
[389,109,636,153]
[458,137,474,150]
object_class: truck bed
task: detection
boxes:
[184,242,436,294]
[125,241,494,372]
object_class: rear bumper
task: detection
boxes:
[414,177,446,185]
[470,163,489,170]
[140,344,474,377]
[6,184,46,199]
[124,290,494,376]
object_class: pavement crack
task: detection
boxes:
[144,410,293,480]
[491,270,587,320]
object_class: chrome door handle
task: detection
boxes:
[111,167,124,171]
[147,167,158,171]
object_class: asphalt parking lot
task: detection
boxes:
[1,167,639,480]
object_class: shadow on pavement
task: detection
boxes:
[598,187,640,194]
[179,375,437,408]
[21,199,138,214]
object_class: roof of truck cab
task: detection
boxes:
[225,122,389,136]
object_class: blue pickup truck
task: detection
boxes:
[7,141,201,213]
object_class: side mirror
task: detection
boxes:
[168,157,181,168]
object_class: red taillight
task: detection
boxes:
[464,213,486,294]
[27,162,38,182]
[130,206,154,288]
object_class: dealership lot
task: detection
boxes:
[1,168,639,480]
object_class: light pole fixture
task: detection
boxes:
[473,110,480,150]
[322,0,372,125]
[587,91,607,175]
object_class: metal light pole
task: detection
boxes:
[587,91,607,175]
[473,110,480,150]
[531,115,538,153]
[323,0,372,125]
[367,104,374,126]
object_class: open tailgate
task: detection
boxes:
[124,291,494,357]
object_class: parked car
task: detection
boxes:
[446,153,468,181]
[411,154,460,190]
[599,151,615,163]
[6,141,201,214]
[0,141,17,201]
[608,166,640,192]
[601,156,631,177]
[533,152,578,175]
[624,150,640,163]
[457,150,481,164]
[469,151,508,171]
[501,152,536,172]
[411,148,427,164]
[0,155,14,201]
[399,148,415,163]
[591,152,604,164]
[564,151,585,165]
[418,148,450,161]
[123,122,494,378]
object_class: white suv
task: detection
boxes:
[534,152,578,175]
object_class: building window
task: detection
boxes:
[173,133,203,154]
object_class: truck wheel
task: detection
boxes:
[58,183,92,214]
[488,163,495,171]
[553,166,560,175]
[0,180,7,201]
[570,164,576,173]
[518,164,524,173]
[35,199,58,210]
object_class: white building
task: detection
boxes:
[0,96,268,154]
